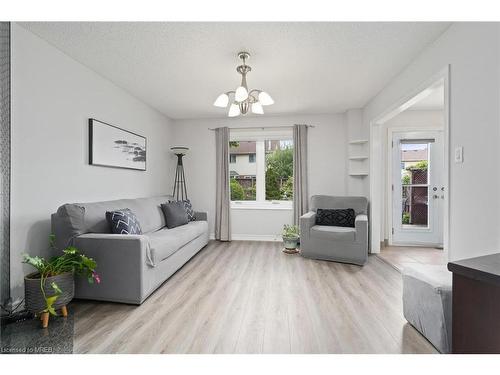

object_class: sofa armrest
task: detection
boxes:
[194,211,208,221]
[72,233,149,304]
[355,214,368,244]
[300,211,316,241]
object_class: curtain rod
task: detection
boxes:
[208,125,315,131]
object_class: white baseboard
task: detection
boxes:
[209,233,281,242]
[231,234,281,242]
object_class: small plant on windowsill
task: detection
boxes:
[282,224,300,254]
[22,235,100,328]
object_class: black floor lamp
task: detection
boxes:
[171,146,189,201]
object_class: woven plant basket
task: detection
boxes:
[24,271,75,313]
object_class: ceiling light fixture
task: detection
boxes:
[213,52,274,117]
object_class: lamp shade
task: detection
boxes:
[213,93,229,108]
[171,146,189,155]
[228,103,241,117]
[235,86,249,102]
[251,101,264,114]
[258,91,274,105]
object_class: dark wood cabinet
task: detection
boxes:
[448,254,500,354]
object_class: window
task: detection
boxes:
[229,129,293,208]
[265,140,293,201]
[230,154,236,163]
[400,142,429,227]
[229,141,256,201]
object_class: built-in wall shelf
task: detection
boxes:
[348,139,369,145]
[348,139,369,177]
[349,156,368,160]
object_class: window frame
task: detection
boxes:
[229,128,293,210]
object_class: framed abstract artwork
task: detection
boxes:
[89,118,147,171]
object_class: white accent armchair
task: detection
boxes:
[300,195,369,266]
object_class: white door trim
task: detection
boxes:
[369,65,450,255]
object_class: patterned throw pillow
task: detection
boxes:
[106,208,143,234]
[315,208,356,228]
[182,200,195,221]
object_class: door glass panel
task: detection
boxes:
[400,142,429,227]
[401,186,429,226]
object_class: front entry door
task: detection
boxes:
[391,131,444,246]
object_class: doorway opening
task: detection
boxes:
[369,69,449,270]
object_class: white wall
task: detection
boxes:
[10,24,175,301]
[381,110,444,241]
[362,23,500,261]
[172,114,347,239]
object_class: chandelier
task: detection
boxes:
[213,52,274,117]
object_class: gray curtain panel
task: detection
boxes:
[293,124,309,226]
[215,127,231,241]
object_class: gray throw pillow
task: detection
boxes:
[161,201,189,229]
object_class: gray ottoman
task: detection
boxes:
[402,264,452,353]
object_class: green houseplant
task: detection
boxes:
[282,224,300,253]
[23,235,99,328]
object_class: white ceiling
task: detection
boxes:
[20,22,450,119]
[408,83,444,110]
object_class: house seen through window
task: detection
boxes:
[229,135,293,204]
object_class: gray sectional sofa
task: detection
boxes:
[51,195,209,304]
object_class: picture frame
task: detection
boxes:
[88,118,147,171]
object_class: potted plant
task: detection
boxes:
[282,224,300,254]
[23,235,100,328]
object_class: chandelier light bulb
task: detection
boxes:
[251,102,264,115]
[235,86,248,102]
[213,93,229,108]
[258,91,274,106]
[228,103,241,117]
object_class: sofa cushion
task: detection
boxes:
[310,225,356,242]
[53,195,172,250]
[106,208,142,235]
[53,204,86,250]
[161,201,189,228]
[310,195,368,216]
[146,221,209,264]
[316,208,355,228]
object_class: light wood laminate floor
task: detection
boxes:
[71,241,437,354]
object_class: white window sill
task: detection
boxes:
[231,201,293,210]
